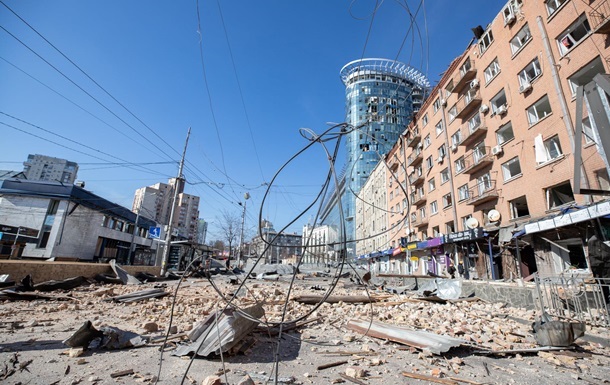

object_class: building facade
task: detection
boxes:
[133,178,200,242]
[355,0,610,280]
[0,179,156,263]
[251,220,302,264]
[22,154,79,184]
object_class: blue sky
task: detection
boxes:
[0,0,507,241]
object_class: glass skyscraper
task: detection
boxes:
[318,58,429,257]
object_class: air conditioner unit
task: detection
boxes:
[437,156,444,164]
[479,104,489,113]
[451,144,458,152]
[470,79,480,89]
[491,145,503,156]
[417,143,423,150]
[441,98,447,107]
[519,82,532,93]
[497,105,508,115]
[505,14,516,25]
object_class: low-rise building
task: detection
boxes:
[0,179,156,263]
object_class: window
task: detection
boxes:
[426,155,434,170]
[466,113,482,134]
[39,199,59,249]
[430,201,438,215]
[433,98,441,113]
[546,0,567,16]
[476,173,493,196]
[503,0,522,24]
[479,29,494,54]
[568,56,605,96]
[438,144,447,159]
[411,213,417,223]
[473,141,488,163]
[455,156,465,174]
[510,24,532,55]
[461,215,473,231]
[490,89,507,115]
[428,177,436,192]
[596,169,610,190]
[440,168,450,184]
[442,193,453,209]
[435,121,444,136]
[448,105,458,121]
[451,129,462,146]
[432,226,441,237]
[484,58,500,84]
[496,122,514,145]
[546,182,575,209]
[419,206,427,219]
[518,58,542,87]
[509,196,530,219]
[422,113,429,127]
[423,134,431,148]
[458,184,470,201]
[557,15,591,55]
[502,157,522,181]
[582,116,595,144]
[527,95,552,125]
[446,221,455,234]
[535,135,563,164]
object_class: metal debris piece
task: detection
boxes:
[63,321,147,350]
[531,315,585,347]
[33,276,88,292]
[109,259,141,285]
[63,321,104,349]
[105,289,169,303]
[173,303,264,357]
[346,319,465,355]
[293,295,379,304]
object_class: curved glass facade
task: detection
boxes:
[323,59,428,255]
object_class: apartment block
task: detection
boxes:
[22,154,78,184]
[132,178,200,242]
[358,0,610,280]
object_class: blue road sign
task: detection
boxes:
[149,226,161,239]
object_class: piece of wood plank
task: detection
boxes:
[110,369,134,378]
[317,360,348,370]
[339,373,367,385]
[402,371,459,385]
[448,377,488,385]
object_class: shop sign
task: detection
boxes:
[406,242,418,250]
[443,227,484,243]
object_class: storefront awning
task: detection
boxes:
[524,200,610,235]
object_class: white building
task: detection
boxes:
[133,178,200,241]
[301,223,337,265]
[0,179,156,263]
[22,154,79,184]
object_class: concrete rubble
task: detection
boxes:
[0,268,609,384]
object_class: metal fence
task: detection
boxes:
[534,273,610,328]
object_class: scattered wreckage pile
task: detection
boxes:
[0,262,609,385]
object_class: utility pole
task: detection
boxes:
[128,207,140,265]
[237,192,250,268]
[160,127,191,276]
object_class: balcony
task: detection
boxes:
[408,171,424,185]
[452,59,477,94]
[411,192,427,206]
[411,214,429,227]
[460,118,488,147]
[462,147,493,174]
[589,0,610,34]
[455,88,482,120]
[467,179,499,205]
[407,148,423,167]
[406,128,422,148]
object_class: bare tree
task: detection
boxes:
[216,209,241,259]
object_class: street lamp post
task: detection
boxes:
[237,192,250,268]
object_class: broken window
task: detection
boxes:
[455,156,466,174]
[518,57,542,87]
[430,201,438,215]
[440,168,450,184]
[428,177,436,192]
[546,181,575,209]
[502,157,522,181]
[496,121,514,145]
[546,0,567,16]
[535,134,562,164]
[448,105,458,122]
[423,134,431,148]
[451,129,462,146]
[458,184,469,201]
[435,120,444,136]
[39,199,59,249]
[509,195,530,219]
[596,168,610,190]
[479,29,494,54]
[426,155,433,170]
[467,113,482,134]
[557,14,591,55]
[527,95,552,125]
[422,113,429,127]
[510,24,532,55]
[568,56,604,96]
[433,98,441,113]
[484,58,500,84]
[442,193,453,209]
[490,89,507,115]
[582,116,595,144]
[445,221,455,234]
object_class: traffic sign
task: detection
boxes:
[149,226,161,239]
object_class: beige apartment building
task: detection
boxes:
[132,178,200,242]
[362,0,610,280]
